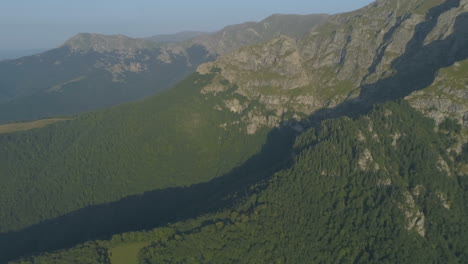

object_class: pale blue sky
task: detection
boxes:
[0,0,375,49]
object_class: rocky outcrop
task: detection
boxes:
[214,37,310,91]
[358,148,377,171]
[197,0,468,134]
[400,191,426,237]
[406,60,468,128]
[436,192,452,209]
[391,131,402,147]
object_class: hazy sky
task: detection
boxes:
[0,0,375,50]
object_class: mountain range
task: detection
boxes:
[0,0,467,263]
[0,14,328,124]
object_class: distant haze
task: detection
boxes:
[0,49,49,61]
[0,0,374,49]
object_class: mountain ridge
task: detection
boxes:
[0,0,467,262]
[192,0,467,134]
[0,13,328,124]
[62,33,159,53]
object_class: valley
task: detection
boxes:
[0,0,467,263]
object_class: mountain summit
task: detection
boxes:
[62,33,158,53]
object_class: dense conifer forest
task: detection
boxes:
[1,0,467,263]
[9,102,468,263]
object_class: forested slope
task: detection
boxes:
[137,102,468,264]
[11,102,468,263]
[1,0,467,262]
[0,72,270,234]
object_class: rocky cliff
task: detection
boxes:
[196,0,468,134]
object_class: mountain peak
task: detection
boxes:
[62,33,157,53]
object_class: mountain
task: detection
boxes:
[0,0,467,262]
[147,31,207,43]
[0,34,214,123]
[191,0,468,135]
[187,14,330,55]
[0,14,328,124]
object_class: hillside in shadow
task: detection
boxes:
[311,0,467,122]
[1,1,467,262]
[0,126,297,263]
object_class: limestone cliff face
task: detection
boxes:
[197,0,468,134]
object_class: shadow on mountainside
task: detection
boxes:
[311,0,468,122]
[0,126,297,263]
[1,1,468,262]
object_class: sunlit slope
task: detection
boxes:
[0,72,269,233]
[12,102,468,264]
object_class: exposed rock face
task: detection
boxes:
[436,192,452,209]
[244,113,281,135]
[437,156,453,176]
[400,191,426,237]
[403,0,468,128]
[391,131,402,147]
[224,99,247,114]
[214,37,309,91]
[197,0,468,134]
[412,185,426,197]
[406,60,468,128]
[300,0,425,86]
[358,148,376,171]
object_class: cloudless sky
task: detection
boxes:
[0,0,375,50]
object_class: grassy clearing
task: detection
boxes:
[0,118,70,134]
[109,242,149,264]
